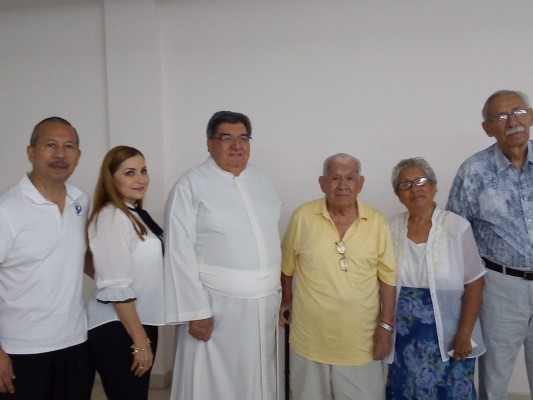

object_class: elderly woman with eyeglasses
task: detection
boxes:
[385,157,486,400]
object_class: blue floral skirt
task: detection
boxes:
[386,287,476,400]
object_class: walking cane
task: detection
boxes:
[283,310,290,400]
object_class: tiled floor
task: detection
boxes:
[90,380,530,400]
[91,381,170,400]
[89,381,529,400]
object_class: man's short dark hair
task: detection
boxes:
[30,116,79,147]
[206,111,252,138]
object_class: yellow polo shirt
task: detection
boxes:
[282,198,396,365]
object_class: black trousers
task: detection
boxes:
[0,341,94,400]
[88,321,159,400]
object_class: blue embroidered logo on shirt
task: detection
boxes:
[74,202,83,217]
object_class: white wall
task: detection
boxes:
[1,0,532,395]
[0,0,108,192]
[159,0,533,229]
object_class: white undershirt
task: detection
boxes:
[400,239,429,288]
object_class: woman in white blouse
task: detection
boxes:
[386,157,485,400]
[87,146,164,400]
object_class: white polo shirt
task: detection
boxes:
[0,175,89,354]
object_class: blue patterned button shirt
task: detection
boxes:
[446,141,533,269]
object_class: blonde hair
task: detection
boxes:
[88,146,147,240]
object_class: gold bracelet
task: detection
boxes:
[131,338,151,355]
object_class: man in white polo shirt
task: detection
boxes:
[0,117,93,399]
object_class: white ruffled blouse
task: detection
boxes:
[87,203,165,329]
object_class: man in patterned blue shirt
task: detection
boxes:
[447,90,533,400]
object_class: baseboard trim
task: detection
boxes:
[508,393,530,400]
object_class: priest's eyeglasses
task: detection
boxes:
[336,241,349,272]
[211,134,252,143]
[398,177,431,191]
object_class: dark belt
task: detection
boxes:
[482,258,533,281]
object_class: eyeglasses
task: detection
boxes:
[210,134,252,143]
[336,241,349,272]
[398,177,431,191]
[490,108,529,123]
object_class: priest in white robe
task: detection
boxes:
[164,111,282,400]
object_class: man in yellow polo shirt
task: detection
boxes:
[280,153,396,400]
